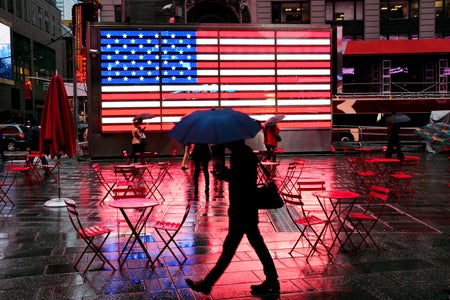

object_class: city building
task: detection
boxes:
[0,0,63,124]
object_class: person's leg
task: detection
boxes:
[385,138,394,158]
[246,226,278,284]
[193,159,201,193]
[181,145,190,169]
[186,222,244,294]
[201,159,210,192]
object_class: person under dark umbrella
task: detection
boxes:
[191,143,212,194]
[385,113,405,160]
[186,139,279,295]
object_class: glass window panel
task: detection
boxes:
[325,2,334,21]
[335,2,354,20]
[355,1,363,20]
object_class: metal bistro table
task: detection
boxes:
[312,190,360,258]
[366,157,401,186]
[109,198,159,268]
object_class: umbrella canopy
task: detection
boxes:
[265,114,285,127]
[415,123,450,145]
[39,74,77,159]
[133,113,154,122]
[386,113,411,124]
[168,108,262,144]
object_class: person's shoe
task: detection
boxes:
[250,280,280,294]
[185,279,211,295]
[181,166,188,170]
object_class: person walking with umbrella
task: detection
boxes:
[385,112,407,160]
[186,139,279,295]
[129,119,146,163]
[191,143,212,195]
[263,123,281,161]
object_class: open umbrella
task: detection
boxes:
[39,73,77,207]
[415,123,450,145]
[265,114,285,127]
[168,108,262,144]
[386,113,411,124]
[133,113,154,122]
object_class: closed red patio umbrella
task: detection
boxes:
[39,73,77,207]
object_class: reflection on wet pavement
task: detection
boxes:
[0,152,449,299]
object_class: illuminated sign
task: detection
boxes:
[99,28,332,132]
[0,21,13,84]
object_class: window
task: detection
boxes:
[16,0,22,18]
[114,5,122,22]
[380,0,419,20]
[436,0,450,18]
[23,0,30,22]
[7,0,14,13]
[271,1,310,24]
[326,1,363,21]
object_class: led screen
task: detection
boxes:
[0,22,12,82]
[99,28,332,132]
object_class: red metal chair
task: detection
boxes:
[64,199,115,276]
[281,191,331,261]
[388,156,419,198]
[93,163,136,203]
[0,167,16,209]
[342,185,389,254]
[149,198,193,266]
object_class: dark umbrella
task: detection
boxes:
[386,113,411,124]
[133,113,154,122]
[265,114,285,127]
[39,74,77,207]
[168,108,262,144]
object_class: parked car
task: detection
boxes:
[0,124,30,151]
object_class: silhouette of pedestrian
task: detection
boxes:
[191,143,211,194]
[186,139,279,295]
[385,114,404,160]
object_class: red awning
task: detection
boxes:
[344,39,450,55]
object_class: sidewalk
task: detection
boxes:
[0,152,449,299]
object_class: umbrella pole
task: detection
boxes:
[44,157,70,208]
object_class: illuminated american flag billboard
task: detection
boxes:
[99,28,332,132]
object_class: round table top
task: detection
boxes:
[312,190,360,199]
[367,157,400,163]
[109,198,159,209]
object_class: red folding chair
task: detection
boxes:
[342,185,389,254]
[145,162,170,202]
[64,199,115,276]
[93,163,136,203]
[275,161,298,194]
[281,191,331,261]
[149,198,193,266]
[0,167,16,209]
[388,156,419,198]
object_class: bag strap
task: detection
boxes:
[258,162,273,183]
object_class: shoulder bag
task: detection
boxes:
[255,163,284,210]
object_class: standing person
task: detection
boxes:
[191,143,212,194]
[263,123,280,161]
[185,140,279,295]
[385,114,405,160]
[129,119,145,163]
[180,143,192,170]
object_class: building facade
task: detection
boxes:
[0,0,63,124]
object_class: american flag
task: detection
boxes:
[100,28,332,132]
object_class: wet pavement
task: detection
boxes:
[0,150,449,299]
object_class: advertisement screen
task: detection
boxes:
[0,22,12,83]
[99,28,332,132]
